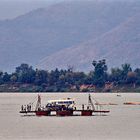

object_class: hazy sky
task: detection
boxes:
[0,0,134,20]
[0,0,67,20]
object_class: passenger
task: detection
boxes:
[27,104,31,112]
[27,104,29,111]
[28,105,30,111]
[63,105,66,110]
[82,104,84,110]
[66,106,69,111]
[24,105,26,111]
[30,105,32,111]
[38,107,41,111]
[21,105,24,111]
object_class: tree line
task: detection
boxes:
[0,60,140,92]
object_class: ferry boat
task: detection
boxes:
[20,94,110,116]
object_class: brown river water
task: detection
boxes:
[0,93,140,140]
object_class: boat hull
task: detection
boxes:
[81,110,93,116]
[56,110,73,116]
[35,111,51,116]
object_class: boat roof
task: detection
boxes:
[48,98,74,103]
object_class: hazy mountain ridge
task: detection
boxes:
[40,13,140,71]
[0,1,140,72]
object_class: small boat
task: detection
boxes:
[117,94,121,97]
[124,102,140,105]
[95,103,118,105]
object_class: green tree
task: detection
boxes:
[121,63,132,84]
[48,68,60,85]
[10,75,17,83]
[134,68,140,85]
[110,67,122,83]
[92,59,108,87]
[3,72,10,82]
[0,71,3,84]
[35,69,48,85]
[85,71,94,84]
[126,71,137,85]
[16,63,35,83]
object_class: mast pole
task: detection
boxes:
[88,94,95,111]
[35,94,41,111]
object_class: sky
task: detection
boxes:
[0,0,67,20]
[0,0,134,20]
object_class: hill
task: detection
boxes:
[40,13,140,71]
[0,0,140,72]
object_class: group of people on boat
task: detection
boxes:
[21,104,32,112]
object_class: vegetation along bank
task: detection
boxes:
[0,60,140,92]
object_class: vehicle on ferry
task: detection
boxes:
[46,98,75,111]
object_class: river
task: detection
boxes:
[0,93,140,140]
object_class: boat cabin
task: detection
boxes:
[47,98,75,107]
